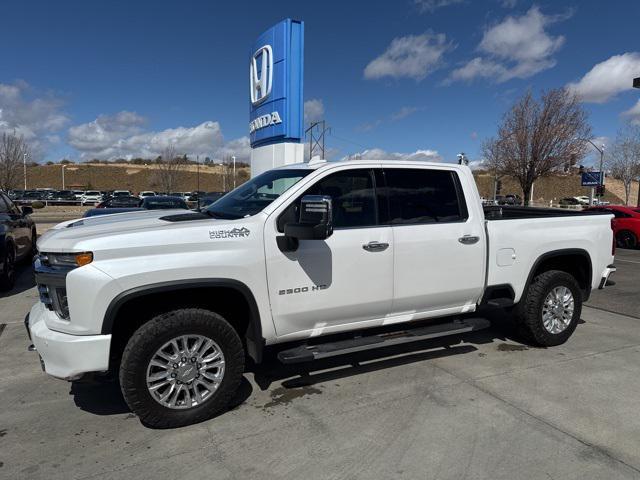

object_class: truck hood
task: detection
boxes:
[37,209,227,252]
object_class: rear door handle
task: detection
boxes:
[458,235,480,245]
[363,241,389,252]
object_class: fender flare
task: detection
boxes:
[102,278,264,362]
[523,248,593,301]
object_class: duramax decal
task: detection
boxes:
[209,227,250,239]
[279,285,328,295]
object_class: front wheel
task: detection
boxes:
[514,270,582,346]
[0,244,16,291]
[119,308,245,428]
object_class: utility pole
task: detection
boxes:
[62,164,67,189]
[305,121,330,159]
[23,153,27,190]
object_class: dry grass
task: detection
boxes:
[25,163,250,193]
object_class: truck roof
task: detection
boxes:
[273,159,460,171]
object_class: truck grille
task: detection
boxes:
[34,254,73,320]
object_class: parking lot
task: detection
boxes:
[0,247,639,479]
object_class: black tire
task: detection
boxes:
[0,243,16,291]
[119,308,245,428]
[513,270,582,347]
[616,230,637,249]
[22,228,37,264]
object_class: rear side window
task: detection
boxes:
[383,169,467,224]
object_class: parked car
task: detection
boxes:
[81,191,104,205]
[575,196,591,205]
[97,195,141,208]
[198,192,225,209]
[139,196,189,210]
[112,190,132,197]
[83,208,144,218]
[51,190,78,202]
[559,197,582,206]
[27,160,617,427]
[72,190,85,200]
[504,194,522,206]
[139,191,156,199]
[0,191,36,290]
[586,205,640,249]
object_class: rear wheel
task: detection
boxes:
[616,230,637,249]
[0,243,16,291]
[119,308,245,428]
[514,270,582,346]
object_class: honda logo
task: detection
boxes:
[250,45,273,105]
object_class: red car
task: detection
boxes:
[587,205,640,249]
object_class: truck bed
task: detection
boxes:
[483,205,612,220]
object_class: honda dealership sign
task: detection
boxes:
[249,19,304,148]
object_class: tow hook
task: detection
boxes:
[27,344,37,352]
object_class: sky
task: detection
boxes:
[0,0,639,167]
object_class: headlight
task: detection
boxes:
[45,252,93,267]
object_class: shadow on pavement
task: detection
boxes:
[65,311,544,425]
[0,263,36,299]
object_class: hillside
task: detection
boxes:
[20,163,639,206]
[473,172,639,206]
[23,163,250,193]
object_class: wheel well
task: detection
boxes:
[108,285,257,371]
[529,251,591,298]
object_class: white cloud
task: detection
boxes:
[304,99,324,124]
[622,100,640,126]
[0,80,69,158]
[391,106,418,121]
[566,53,640,103]
[413,0,463,13]
[344,148,443,162]
[68,111,250,161]
[364,32,453,81]
[449,7,567,83]
[500,0,517,8]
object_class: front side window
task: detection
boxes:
[278,169,378,231]
[383,168,467,225]
[0,194,9,214]
[207,168,312,219]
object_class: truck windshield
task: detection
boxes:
[206,168,312,219]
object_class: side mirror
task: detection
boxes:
[21,206,34,215]
[278,195,333,252]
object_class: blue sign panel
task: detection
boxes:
[249,19,304,148]
[581,171,602,187]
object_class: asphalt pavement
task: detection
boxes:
[0,250,639,480]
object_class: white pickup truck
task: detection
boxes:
[26,159,616,427]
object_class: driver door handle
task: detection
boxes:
[458,235,480,245]
[363,241,389,252]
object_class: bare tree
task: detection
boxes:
[488,89,591,205]
[607,125,640,205]
[481,137,506,200]
[156,144,186,193]
[0,132,30,191]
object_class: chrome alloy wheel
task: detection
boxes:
[542,286,575,334]
[146,335,225,409]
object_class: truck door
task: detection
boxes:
[264,168,394,338]
[383,167,485,316]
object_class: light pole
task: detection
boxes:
[61,164,67,190]
[23,153,27,190]
[232,155,236,189]
[634,77,639,206]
